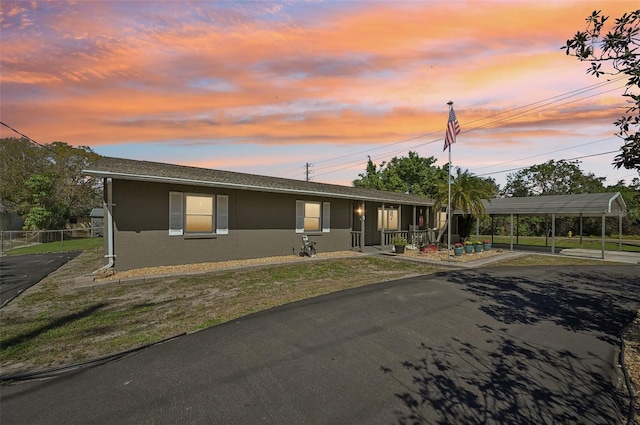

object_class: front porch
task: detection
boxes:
[351,230,440,251]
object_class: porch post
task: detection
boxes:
[361,201,365,251]
[381,203,385,249]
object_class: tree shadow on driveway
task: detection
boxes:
[387,328,621,424]
[386,266,640,424]
[448,267,640,344]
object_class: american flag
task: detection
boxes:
[443,107,461,151]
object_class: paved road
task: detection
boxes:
[1,265,639,424]
[0,252,80,306]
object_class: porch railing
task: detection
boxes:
[350,231,362,251]
[383,230,429,250]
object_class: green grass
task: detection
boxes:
[0,253,442,375]
[480,235,640,252]
[1,243,635,377]
[5,237,103,255]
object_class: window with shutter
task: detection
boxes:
[296,200,329,233]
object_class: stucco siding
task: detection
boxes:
[110,179,353,270]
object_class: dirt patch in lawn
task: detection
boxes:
[2,247,638,424]
[0,249,443,376]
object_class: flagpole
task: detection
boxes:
[447,101,453,261]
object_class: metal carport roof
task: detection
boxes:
[473,192,628,260]
[481,192,627,217]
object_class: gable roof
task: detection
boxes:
[481,192,627,217]
[83,157,434,206]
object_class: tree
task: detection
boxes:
[563,9,640,174]
[352,151,448,198]
[500,160,640,237]
[434,168,497,240]
[0,138,50,214]
[47,141,102,218]
[0,137,102,229]
[22,174,68,230]
[353,156,383,190]
[607,177,640,235]
[501,159,605,197]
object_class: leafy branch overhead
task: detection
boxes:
[563,9,640,173]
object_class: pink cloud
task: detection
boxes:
[0,0,636,187]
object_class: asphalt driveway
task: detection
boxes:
[0,252,80,307]
[1,265,639,424]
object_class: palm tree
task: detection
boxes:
[435,168,495,243]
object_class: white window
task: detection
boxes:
[169,192,227,236]
[296,200,330,233]
[185,194,214,233]
[377,207,399,231]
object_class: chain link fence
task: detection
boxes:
[0,228,103,255]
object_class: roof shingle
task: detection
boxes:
[83,156,434,206]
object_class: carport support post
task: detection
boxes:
[510,213,514,251]
[551,213,555,254]
[601,214,606,259]
[579,213,583,248]
[619,213,622,251]
[491,215,494,244]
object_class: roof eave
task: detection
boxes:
[83,169,433,206]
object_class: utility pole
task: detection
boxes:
[305,163,314,182]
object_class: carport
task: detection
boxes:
[480,192,627,259]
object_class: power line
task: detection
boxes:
[474,149,620,177]
[471,137,617,172]
[0,121,57,155]
[311,78,627,179]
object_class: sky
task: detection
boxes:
[1,0,638,189]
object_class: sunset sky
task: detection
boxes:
[1,0,638,189]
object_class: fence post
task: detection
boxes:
[1,230,4,256]
[61,229,64,251]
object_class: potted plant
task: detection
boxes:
[393,236,407,254]
[474,240,483,252]
[483,239,491,251]
[453,242,464,257]
[464,240,474,254]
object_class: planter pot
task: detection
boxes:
[474,245,483,253]
[426,244,437,253]
[394,245,405,254]
[464,245,474,254]
[483,243,491,251]
[454,247,464,257]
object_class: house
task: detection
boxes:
[89,208,104,237]
[0,203,23,231]
[83,157,435,271]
